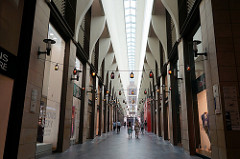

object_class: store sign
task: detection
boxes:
[73,83,81,99]
[0,46,17,79]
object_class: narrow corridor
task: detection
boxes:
[40,127,201,159]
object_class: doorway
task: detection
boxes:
[192,27,211,157]
[36,24,65,152]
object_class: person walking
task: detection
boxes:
[144,120,147,133]
[117,120,121,133]
[113,122,116,132]
[127,122,133,138]
[141,121,144,134]
[135,120,140,138]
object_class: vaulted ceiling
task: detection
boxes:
[101,0,154,115]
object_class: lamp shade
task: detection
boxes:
[130,72,134,78]
[168,69,172,75]
[186,65,191,72]
[73,68,77,75]
[149,71,153,78]
[111,72,114,79]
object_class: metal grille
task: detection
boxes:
[52,0,76,32]
[52,0,66,17]
[79,17,85,47]
[187,0,196,14]
[171,19,176,47]
[91,49,95,65]
[166,11,172,57]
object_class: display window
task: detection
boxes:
[71,58,83,144]
[96,86,101,136]
[37,24,65,151]
[193,27,211,157]
[164,76,170,140]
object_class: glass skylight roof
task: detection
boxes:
[124,0,136,73]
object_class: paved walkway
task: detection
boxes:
[40,127,202,159]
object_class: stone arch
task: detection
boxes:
[75,0,94,41]
[161,0,180,39]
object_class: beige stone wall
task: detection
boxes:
[207,0,240,158]
[82,65,91,142]
[62,41,76,151]
[178,40,190,153]
[200,1,223,158]
[18,0,50,158]
[18,0,79,157]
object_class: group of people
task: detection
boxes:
[127,120,147,138]
[113,121,121,133]
[113,120,147,138]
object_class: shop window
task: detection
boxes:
[71,58,83,144]
[37,24,65,151]
[193,27,211,158]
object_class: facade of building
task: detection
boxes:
[0,0,240,159]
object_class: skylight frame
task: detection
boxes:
[124,0,136,71]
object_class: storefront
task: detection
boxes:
[37,24,65,151]
[144,98,152,132]
[70,58,83,144]
[193,27,211,157]
[96,86,101,136]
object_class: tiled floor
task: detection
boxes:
[40,127,202,159]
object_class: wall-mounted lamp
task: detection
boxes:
[54,64,59,71]
[71,67,82,81]
[186,65,191,72]
[149,71,153,78]
[38,39,56,56]
[106,90,109,94]
[193,40,207,57]
[168,69,172,75]
[111,72,115,79]
[131,90,134,95]
[92,72,96,77]
[144,90,147,94]
[130,72,134,78]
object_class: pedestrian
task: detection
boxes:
[113,122,116,132]
[135,120,140,138]
[141,121,144,134]
[128,122,132,138]
[117,120,121,133]
[144,120,147,133]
